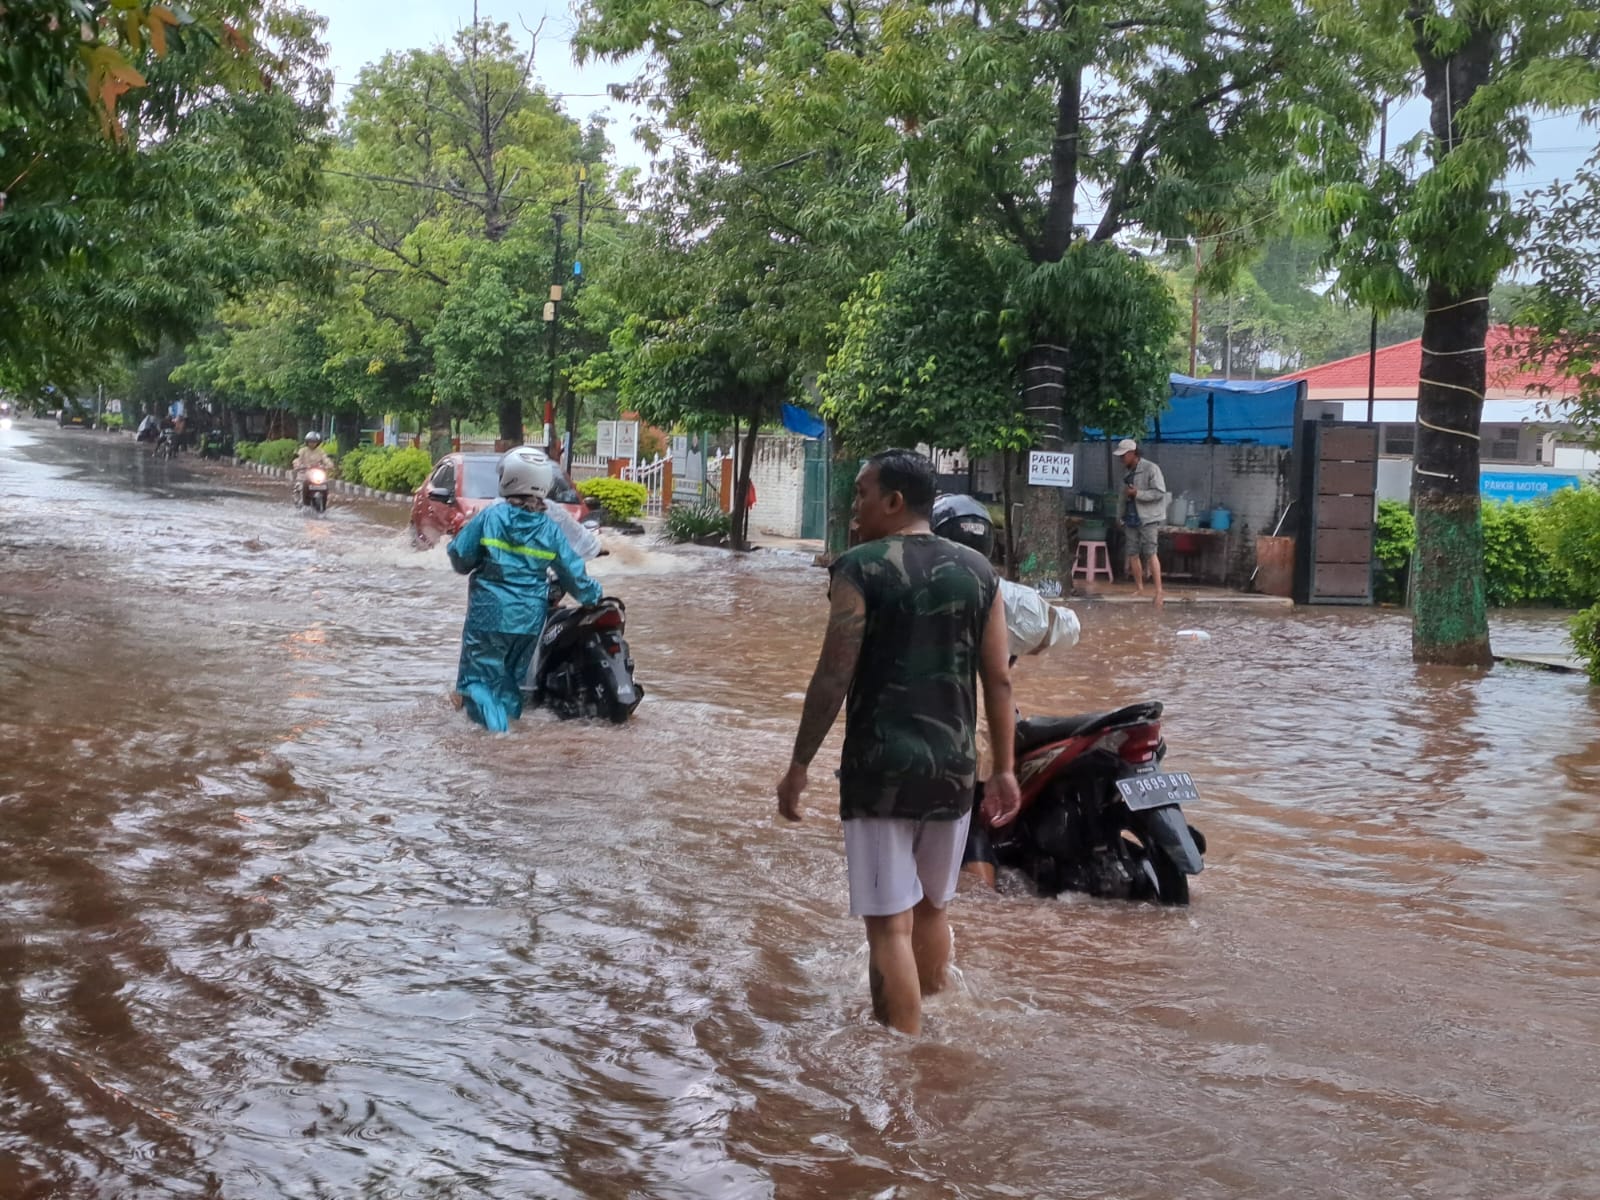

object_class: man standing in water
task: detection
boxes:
[776,449,1020,1035]
[1116,438,1168,601]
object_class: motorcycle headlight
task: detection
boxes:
[307,469,327,485]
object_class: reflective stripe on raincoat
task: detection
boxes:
[448,500,603,634]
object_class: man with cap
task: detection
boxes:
[1116,438,1168,600]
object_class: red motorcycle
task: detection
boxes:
[968,701,1206,904]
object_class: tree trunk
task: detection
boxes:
[1411,283,1491,666]
[333,410,361,456]
[1014,342,1072,590]
[497,396,521,449]
[1409,15,1497,667]
[428,403,453,462]
[732,407,762,550]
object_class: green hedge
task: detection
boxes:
[253,438,300,469]
[1377,488,1600,681]
[336,444,432,493]
[1374,500,1415,605]
[577,476,648,521]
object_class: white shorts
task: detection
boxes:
[841,812,973,918]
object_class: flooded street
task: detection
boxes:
[4,423,1599,1199]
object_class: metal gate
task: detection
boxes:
[801,438,827,541]
[1296,423,1379,605]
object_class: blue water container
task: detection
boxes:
[1210,507,1232,532]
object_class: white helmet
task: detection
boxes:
[304,431,322,446]
[498,445,554,499]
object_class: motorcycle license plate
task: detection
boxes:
[1116,772,1200,811]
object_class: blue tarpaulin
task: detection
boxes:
[1152,375,1304,446]
[782,403,826,439]
[1087,376,1305,447]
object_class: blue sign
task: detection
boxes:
[1480,472,1582,502]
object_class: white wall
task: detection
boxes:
[747,435,809,538]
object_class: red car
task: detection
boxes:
[409,451,597,546]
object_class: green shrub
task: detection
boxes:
[235,440,258,461]
[1481,499,1571,607]
[101,412,125,430]
[1536,485,1600,603]
[1374,499,1415,605]
[663,502,730,543]
[255,438,301,469]
[578,476,649,521]
[1571,605,1600,684]
[339,445,371,485]
[360,445,432,493]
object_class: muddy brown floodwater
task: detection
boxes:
[2,422,1599,1199]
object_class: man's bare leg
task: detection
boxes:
[1128,556,1145,595]
[1148,554,1164,602]
[959,860,997,889]
[910,896,952,996]
[863,910,922,1034]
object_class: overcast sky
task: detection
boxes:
[308,2,1594,225]
[313,0,650,166]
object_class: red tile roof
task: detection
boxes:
[1276,325,1578,396]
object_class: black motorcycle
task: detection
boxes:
[967,702,1206,905]
[524,596,642,724]
[155,428,180,460]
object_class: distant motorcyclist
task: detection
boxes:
[448,446,603,732]
[136,413,159,443]
[291,431,335,505]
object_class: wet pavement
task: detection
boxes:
[2,421,1599,1198]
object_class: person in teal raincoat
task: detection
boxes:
[449,446,602,731]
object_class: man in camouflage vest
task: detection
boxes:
[776,449,1020,1035]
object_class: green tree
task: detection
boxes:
[579,0,1379,585]
[1,2,331,395]
[819,236,1027,455]
[1282,1,1600,666]
[1511,153,1600,435]
[327,21,606,449]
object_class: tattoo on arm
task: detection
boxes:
[791,581,866,767]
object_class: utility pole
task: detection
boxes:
[1366,100,1389,423]
[564,165,588,470]
[543,211,566,448]
[1188,239,1203,377]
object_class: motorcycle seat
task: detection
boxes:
[1015,701,1164,753]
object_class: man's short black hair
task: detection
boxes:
[867,448,937,518]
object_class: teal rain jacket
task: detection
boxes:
[448,501,603,634]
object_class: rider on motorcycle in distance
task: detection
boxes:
[291,431,336,505]
[931,494,1081,887]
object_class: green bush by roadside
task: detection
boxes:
[339,445,371,485]
[663,502,730,543]
[578,476,648,522]
[363,446,432,493]
[1374,500,1415,605]
[253,438,301,469]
